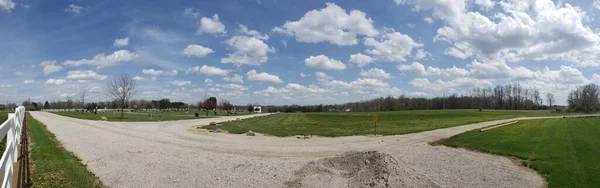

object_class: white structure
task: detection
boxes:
[0,106,25,188]
[253,106,262,113]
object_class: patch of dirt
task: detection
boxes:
[284,151,440,188]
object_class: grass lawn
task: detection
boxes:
[27,112,104,187]
[51,110,251,122]
[205,109,563,137]
[441,117,600,188]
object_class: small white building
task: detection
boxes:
[253,106,262,113]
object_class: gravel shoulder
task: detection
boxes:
[30,112,588,188]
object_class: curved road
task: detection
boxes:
[30,112,587,188]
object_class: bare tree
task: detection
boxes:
[79,89,87,113]
[106,73,136,119]
[546,93,555,107]
[567,84,599,113]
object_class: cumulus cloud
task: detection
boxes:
[186,65,230,76]
[23,80,35,84]
[63,50,138,69]
[142,69,178,76]
[66,70,108,80]
[183,44,214,58]
[273,2,378,46]
[65,4,82,14]
[197,14,226,35]
[133,76,156,81]
[398,0,600,67]
[246,70,283,83]
[45,78,68,85]
[359,68,390,80]
[221,35,275,66]
[349,53,373,68]
[223,74,244,83]
[113,37,129,47]
[424,17,433,24]
[238,24,269,40]
[172,80,191,86]
[217,84,248,91]
[364,29,423,62]
[300,73,311,78]
[409,77,492,92]
[0,0,15,11]
[304,55,347,70]
[40,61,63,75]
[398,62,470,78]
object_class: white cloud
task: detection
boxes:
[113,37,129,47]
[400,0,600,67]
[273,2,378,46]
[304,55,347,70]
[142,69,178,76]
[65,4,82,14]
[364,29,423,62]
[217,84,248,91]
[186,65,230,76]
[238,24,269,40]
[133,76,156,81]
[183,44,214,58]
[349,53,373,68]
[197,14,226,35]
[409,77,492,92]
[172,80,191,86]
[63,50,138,69]
[255,83,327,97]
[66,70,108,80]
[183,8,200,18]
[40,61,63,75]
[205,79,213,84]
[0,0,15,11]
[424,17,433,24]
[191,88,204,93]
[246,70,283,83]
[359,68,390,80]
[414,49,430,60]
[300,73,311,78]
[23,80,35,84]
[223,74,244,83]
[45,78,68,85]
[398,62,470,78]
[221,35,275,66]
[594,0,600,10]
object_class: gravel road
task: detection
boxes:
[29,112,580,188]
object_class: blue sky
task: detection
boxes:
[1,0,600,105]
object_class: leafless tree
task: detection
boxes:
[106,73,136,119]
[567,84,599,113]
[79,89,87,113]
[546,93,555,107]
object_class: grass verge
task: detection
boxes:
[205,110,563,137]
[27,112,104,188]
[441,117,600,188]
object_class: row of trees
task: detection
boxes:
[258,84,556,112]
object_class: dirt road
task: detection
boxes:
[30,112,573,188]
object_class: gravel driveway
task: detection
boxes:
[30,112,568,188]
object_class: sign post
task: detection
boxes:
[373,115,378,136]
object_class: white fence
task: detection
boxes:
[0,106,25,188]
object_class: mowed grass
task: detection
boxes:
[442,117,600,188]
[51,111,251,122]
[207,110,562,137]
[27,112,104,187]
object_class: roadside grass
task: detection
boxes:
[205,109,563,137]
[27,112,104,188]
[51,110,251,122]
[441,117,600,188]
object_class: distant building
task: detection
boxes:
[253,106,262,113]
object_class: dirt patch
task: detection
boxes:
[284,151,440,188]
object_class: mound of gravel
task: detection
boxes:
[285,151,440,188]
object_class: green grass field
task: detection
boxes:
[51,110,251,122]
[27,112,104,187]
[205,110,562,137]
[442,117,600,188]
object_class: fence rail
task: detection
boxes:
[0,106,25,188]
